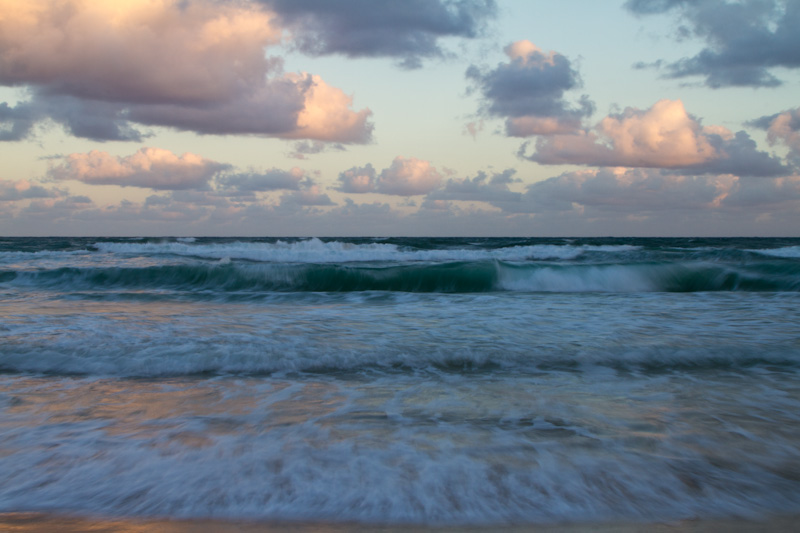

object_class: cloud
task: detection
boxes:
[376,157,442,196]
[427,169,522,206]
[337,164,378,193]
[284,74,373,142]
[466,40,593,136]
[280,184,335,208]
[0,179,63,202]
[125,73,373,142]
[0,1,373,142]
[519,167,735,214]
[521,99,788,176]
[262,0,497,68]
[750,107,800,167]
[722,175,800,208]
[49,147,229,190]
[336,159,443,196]
[5,169,800,237]
[626,0,800,88]
[0,0,281,104]
[288,140,346,159]
[217,168,305,195]
[0,101,39,141]
[1,96,146,142]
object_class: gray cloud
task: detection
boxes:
[519,168,731,215]
[467,41,593,136]
[0,102,39,141]
[280,187,336,208]
[1,95,145,143]
[0,179,64,202]
[626,0,800,88]
[722,175,800,209]
[624,0,687,14]
[288,140,346,159]
[217,168,305,195]
[262,0,497,68]
[690,130,790,177]
[426,169,522,207]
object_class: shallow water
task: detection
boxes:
[1,237,799,525]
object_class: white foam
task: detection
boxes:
[749,245,800,258]
[91,239,640,264]
[497,264,657,292]
[3,291,799,377]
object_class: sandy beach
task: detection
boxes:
[1,513,798,533]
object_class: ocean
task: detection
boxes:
[1,236,799,527]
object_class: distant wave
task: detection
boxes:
[90,238,641,263]
[2,238,799,295]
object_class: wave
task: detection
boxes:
[5,238,800,269]
[2,328,797,377]
[90,238,640,263]
[749,245,800,258]
[3,259,799,293]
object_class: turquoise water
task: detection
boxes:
[1,237,799,524]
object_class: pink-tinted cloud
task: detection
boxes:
[0,0,280,104]
[336,159,443,196]
[337,164,377,193]
[527,100,716,167]
[522,99,788,176]
[0,1,373,142]
[377,157,442,196]
[751,107,800,168]
[49,147,229,190]
[281,74,373,142]
[766,109,800,151]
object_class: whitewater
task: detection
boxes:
[1,237,800,526]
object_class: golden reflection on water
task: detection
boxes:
[0,376,360,455]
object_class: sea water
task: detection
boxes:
[1,237,799,525]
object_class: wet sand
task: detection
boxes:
[1,513,797,533]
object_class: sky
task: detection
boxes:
[1,0,799,237]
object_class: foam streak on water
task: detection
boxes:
[1,237,800,525]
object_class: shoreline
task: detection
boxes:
[1,513,797,533]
